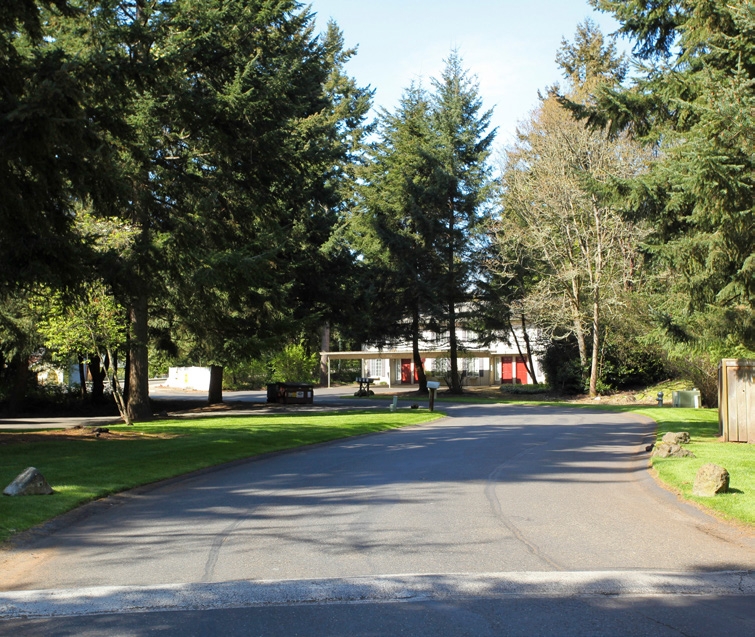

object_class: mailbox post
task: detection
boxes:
[427,380,440,412]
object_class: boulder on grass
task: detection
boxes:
[662,431,691,445]
[652,442,696,458]
[693,464,730,497]
[3,467,54,496]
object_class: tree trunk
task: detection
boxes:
[8,354,29,414]
[126,294,152,421]
[77,355,88,399]
[448,302,462,393]
[570,278,587,376]
[123,321,130,404]
[89,355,106,403]
[411,305,427,394]
[509,315,538,385]
[589,293,600,397]
[319,323,330,387]
[105,347,131,425]
[520,314,538,385]
[208,365,223,404]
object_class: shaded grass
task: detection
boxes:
[0,409,442,545]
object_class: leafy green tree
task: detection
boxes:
[37,283,128,414]
[270,343,318,383]
[498,22,649,396]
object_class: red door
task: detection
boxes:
[515,356,528,385]
[501,358,513,384]
[401,359,412,384]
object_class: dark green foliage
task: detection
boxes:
[586,0,755,351]
[540,338,584,394]
[0,1,117,292]
[23,1,371,415]
[356,53,495,393]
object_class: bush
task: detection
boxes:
[540,339,584,394]
[540,328,668,395]
[270,344,318,383]
[499,383,551,395]
[224,359,270,390]
[331,358,361,384]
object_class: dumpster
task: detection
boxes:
[267,382,314,405]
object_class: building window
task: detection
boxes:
[461,357,479,374]
[368,359,383,377]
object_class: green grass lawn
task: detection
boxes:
[0,409,442,545]
[628,406,755,525]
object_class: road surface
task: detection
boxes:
[2,402,754,635]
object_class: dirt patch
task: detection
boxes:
[0,426,175,445]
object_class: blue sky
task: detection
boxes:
[310,0,626,147]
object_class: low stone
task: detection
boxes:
[662,431,691,445]
[652,442,696,458]
[3,467,54,496]
[693,463,730,497]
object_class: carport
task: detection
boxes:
[319,350,493,388]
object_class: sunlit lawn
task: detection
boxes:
[0,409,443,544]
[630,406,755,525]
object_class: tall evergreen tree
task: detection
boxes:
[355,54,494,394]
[357,84,444,393]
[430,53,496,393]
[0,1,115,293]
[583,0,755,350]
[45,1,369,417]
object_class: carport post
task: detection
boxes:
[327,357,331,388]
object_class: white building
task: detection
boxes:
[320,323,542,388]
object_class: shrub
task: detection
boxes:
[224,359,270,390]
[270,344,318,383]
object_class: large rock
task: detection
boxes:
[3,467,54,496]
[693,464,730,497]
[662,431,691,445]
[652,442,696,458]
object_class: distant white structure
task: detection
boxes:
[166,367,211,391]
[320,321,542,388]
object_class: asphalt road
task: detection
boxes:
[2,402,755,635]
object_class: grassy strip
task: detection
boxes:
[0,409,443,545]
[629,406,755,526]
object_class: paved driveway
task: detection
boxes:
[2,403,754,635]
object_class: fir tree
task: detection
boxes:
[585,0,755,350]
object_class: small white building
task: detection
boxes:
[166,366,212,391]
[320,323,542,388]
